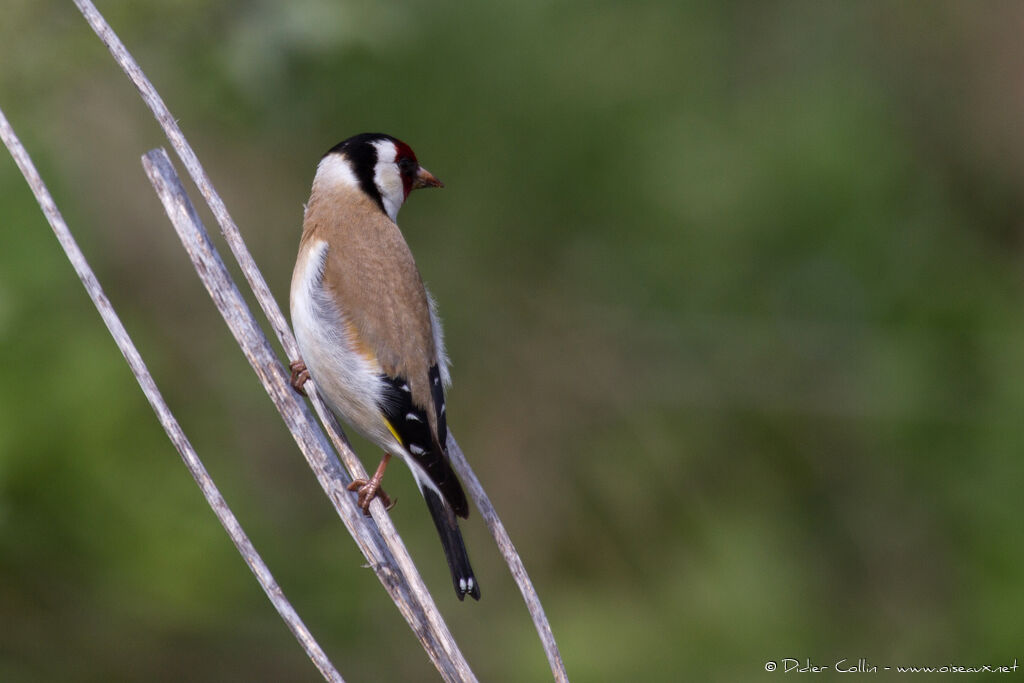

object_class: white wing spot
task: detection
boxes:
[409,444,426,456]
[400,383,410,393]
[405,412,422,423]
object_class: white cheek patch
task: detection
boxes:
[372,139,405,222]
[373,139,397,164]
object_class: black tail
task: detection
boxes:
[421,486,480,600]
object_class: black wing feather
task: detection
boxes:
[378,366,468,517]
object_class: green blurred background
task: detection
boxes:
[3,1,1024,681]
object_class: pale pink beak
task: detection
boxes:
[413,166,444,190]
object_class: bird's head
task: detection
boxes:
[317,133,443,222]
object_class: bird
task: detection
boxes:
[288,133,480,600]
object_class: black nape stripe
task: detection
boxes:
[323,133,397,216]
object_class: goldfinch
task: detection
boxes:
[289,133,479,600]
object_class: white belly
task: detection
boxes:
[290,240,402,454]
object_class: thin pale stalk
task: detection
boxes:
[72,1,566,679]
[71,3,473,673]
[0,107,345,683]
[447,435,568,682]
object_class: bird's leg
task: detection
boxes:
[347,453,395,515]
[289,359,310,396]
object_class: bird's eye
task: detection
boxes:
[398,156,417,176]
